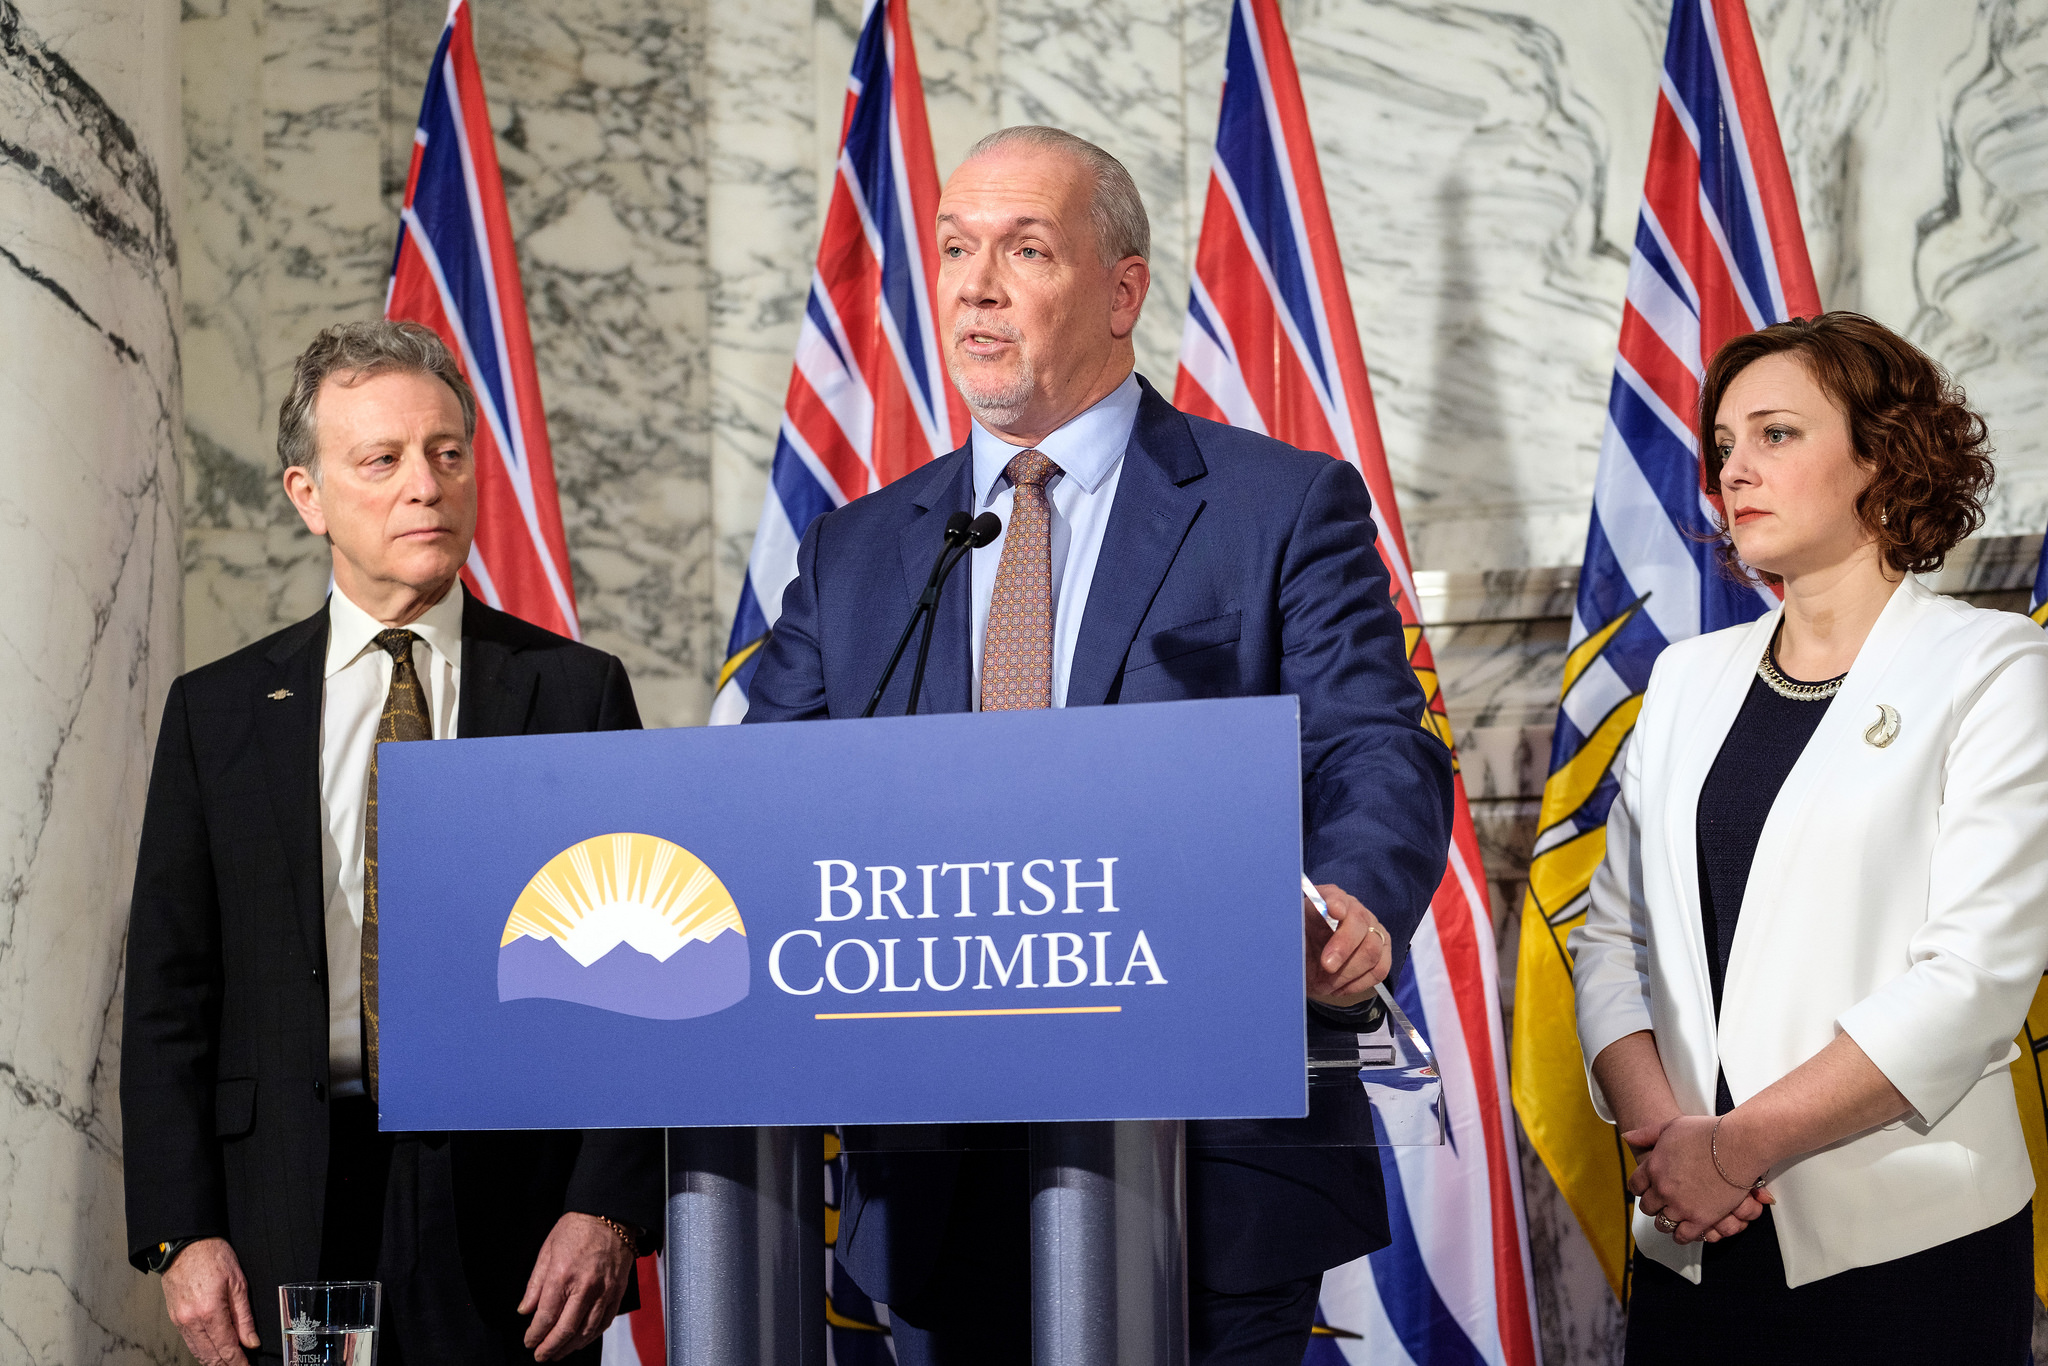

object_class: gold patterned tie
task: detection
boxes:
[362,629,430,1101]
[981,450,1062,711]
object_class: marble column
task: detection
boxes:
[0,0,185,1360]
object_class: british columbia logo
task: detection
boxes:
[497,834,748,1020]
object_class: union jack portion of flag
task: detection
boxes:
[1509,0,1820,1301]
[384,10,672,1359]
[706,1,953,1357]
[708,0,968,726]
[1176,3,1538,1361]
[387,0,580,640]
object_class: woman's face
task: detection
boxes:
[1713,352,1875,582]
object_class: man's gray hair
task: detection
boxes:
[962,126,1150,265]
[277,320,478,476]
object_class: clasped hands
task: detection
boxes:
[1623,1114,1773,1246]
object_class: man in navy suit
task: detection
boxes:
[745,126,1453,1366]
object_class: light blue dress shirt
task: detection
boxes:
[968,371,1141,709]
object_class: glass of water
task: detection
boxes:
[279,1281,380,1365]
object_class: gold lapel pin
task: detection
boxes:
[1864,703,1900,748]
[267,689,294,701]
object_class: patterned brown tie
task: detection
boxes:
[362,628,430,1101]
[981,450,1062,711]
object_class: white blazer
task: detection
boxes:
[1571,575,2048,1287]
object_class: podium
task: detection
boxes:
[376,697,1444,1366]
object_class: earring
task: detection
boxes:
[1880,508,1889,526]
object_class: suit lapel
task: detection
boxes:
[1066,380,1207,708]
[459,596,537,738]
[896,450,975,714]
[1661,609,1779,1040]
[256,610,331,971]
[1720,579,1933,1006]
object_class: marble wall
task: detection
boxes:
[181,0,717,725]
[177,0,2048,713]
[167,0,2048,1362]
[0,0,186,1360]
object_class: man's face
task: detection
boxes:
[283,369,477,608]
[935,144,1148,438]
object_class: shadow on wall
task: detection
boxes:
[1429,173,1527,565]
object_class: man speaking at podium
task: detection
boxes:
[746,128,1454,1366]
[121,322,660,1365]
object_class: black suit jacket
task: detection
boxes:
[121,594,663,1353]
[747,378,1455,1295]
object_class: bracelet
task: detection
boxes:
[593,1215,642,1255]
[147,1237,200,1275]
[1709,1116,1767,1193]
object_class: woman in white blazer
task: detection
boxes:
[1571,312,2048,1363]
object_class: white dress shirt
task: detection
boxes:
[968,371,1139,707]
[320,583,464,1096]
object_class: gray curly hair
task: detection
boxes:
[277,320,477,477]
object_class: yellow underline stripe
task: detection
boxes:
[815,1006,1125,1021]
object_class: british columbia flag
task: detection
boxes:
[2032,523,2048,627]
[1176,2,1538,1361]
[385,6,672,1360]
[1508,0,1820,1302]
[386,0,580,641]
[708,0,969,727]
[2020,519,2048,1310]
[706,0,959,1357]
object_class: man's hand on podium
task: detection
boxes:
[1303,883,1392,1009]
[519,1211,637,1360]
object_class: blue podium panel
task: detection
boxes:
[376,696,1306,1131]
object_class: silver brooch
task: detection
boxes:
[1864,704,1900,748]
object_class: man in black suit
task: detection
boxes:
[122,320,661,1364]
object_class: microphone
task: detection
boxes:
[939,509,976,549]
[904,512,1000,715]
[963,511,1001,548]
[860,511,981,718]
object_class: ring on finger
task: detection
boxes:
[1653,1213,1678,1234]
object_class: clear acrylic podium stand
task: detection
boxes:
[663,986,1441,1366]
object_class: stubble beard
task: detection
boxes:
[948,340,1037,430]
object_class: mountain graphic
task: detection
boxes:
[499,928,750,1020]
[496,833,751,1021]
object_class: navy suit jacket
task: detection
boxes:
[746,377,1454,1293]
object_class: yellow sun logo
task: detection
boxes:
[498,834,750,1020]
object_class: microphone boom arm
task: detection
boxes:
[905,541,974,716]
[905,511,1001,716]
[859,511,970,719]
[861,510,1000,719]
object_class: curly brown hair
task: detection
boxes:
[1698,311,1995,579]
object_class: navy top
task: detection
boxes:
[1696,656,1837,1113]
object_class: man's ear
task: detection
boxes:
[1110,256,1150,340]
[282,465,328,539]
